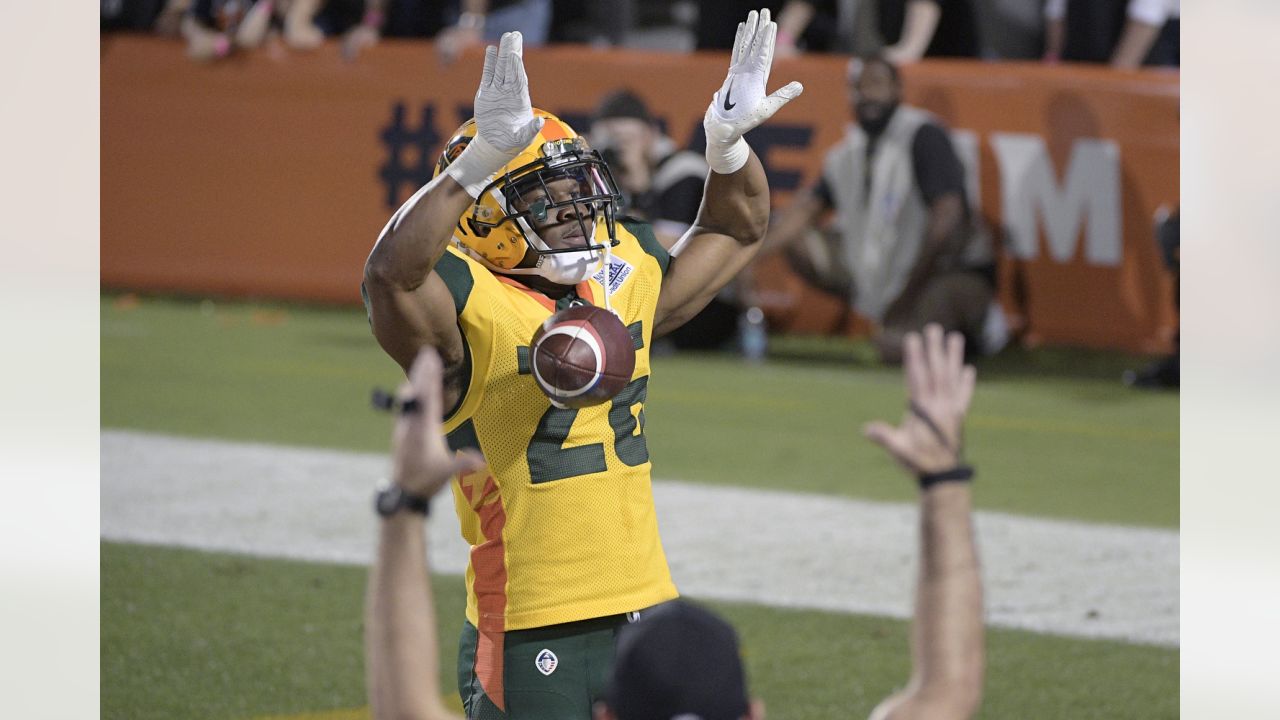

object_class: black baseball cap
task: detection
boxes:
[593,89,653,124]
[603,601,750,720]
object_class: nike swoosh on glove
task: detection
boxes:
[703,8,804,174]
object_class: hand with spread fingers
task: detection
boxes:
[703,8,805,175]
[444,31,545,197]
[390,348,486,498]
[864,324,977,477]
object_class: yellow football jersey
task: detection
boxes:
[437,219,679,633]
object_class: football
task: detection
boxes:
[530,305,636,408]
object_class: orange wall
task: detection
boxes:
[101,37,1178,351]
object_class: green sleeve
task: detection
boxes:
[621,218,670,277]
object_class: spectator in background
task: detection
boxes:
[589,90,741,351]
[101,0,174,33]
[180,0,387,61]
[154,0,191,36]
[1125,206,1179,389]
[551,0,636,47]
[311,0,388,60]
[436,0,553,63]
[181,0,276,60]
[878,0,979,62]
[697,1,782,50]
[763,55,996,363]
[775,0,883,56]
[589,90,707,249]
[1044,0,1179,68]
[381,0,447,39]
[368,324,985,720]
[972,0,1044,59]
[773,0,979,62]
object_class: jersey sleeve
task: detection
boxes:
[911,123,967,206]
[621,218,671,277]
[434,248,478,316]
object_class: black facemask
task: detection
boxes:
[855,99,899,137]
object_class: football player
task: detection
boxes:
[366,325,984,720]
[361,9,802,719]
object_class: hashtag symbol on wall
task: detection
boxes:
[379,102,442,209]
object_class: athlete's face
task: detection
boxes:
[510,174,599,250]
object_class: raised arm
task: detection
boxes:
[864,325,984,720]
[363,32,543,373]
[365,349,486,720]
[654,8,803,337]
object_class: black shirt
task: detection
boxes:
[877,0,978,58]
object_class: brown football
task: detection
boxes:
[530,305,636,408]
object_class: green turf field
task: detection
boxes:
[101,295,1179,719]
[101,295,1177,527]
[102,542,1177,720]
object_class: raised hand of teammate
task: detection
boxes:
[864,324,977,477]
[703,8,804,174]
[391,348,486,498]
[444,31,545,198]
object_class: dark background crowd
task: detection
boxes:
[101,0,1179,68]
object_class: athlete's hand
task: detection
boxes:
[391,348,486,498]
[473,31,543,155]
[703,8,803,174]
[446,31,544,197]
[863,324,976,476]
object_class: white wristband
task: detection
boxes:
[705,136,750,175]
[444,133,517,198]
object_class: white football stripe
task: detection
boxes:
[100,430,1179,647]
[532,323,603,398]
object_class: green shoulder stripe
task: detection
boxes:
[621,218,670,276]
[435,250,475,315]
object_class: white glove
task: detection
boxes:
[703,9,804,175]
[446,31,545,197]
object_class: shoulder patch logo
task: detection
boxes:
[593,256,633,296]
[535,648,559,676]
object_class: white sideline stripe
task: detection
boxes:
[101,430,1178,647]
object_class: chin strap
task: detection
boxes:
[601,226,614,314]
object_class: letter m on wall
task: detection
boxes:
[991,133,1122,266]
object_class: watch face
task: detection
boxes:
[376,486,402,516]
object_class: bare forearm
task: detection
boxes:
[900,194,963,302]
[695,151,771,249]
[365,176,472,291]
[894,0,942,58]
[365,514,451,720]
[1110,19,1161,69]
[1044,19,1064,60]
[911,483,983,713]
[777,1,815,40]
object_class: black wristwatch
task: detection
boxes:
[374,481,432,517]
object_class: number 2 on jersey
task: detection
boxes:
[527,376,650,484]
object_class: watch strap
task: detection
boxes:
[375,483,432,517]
